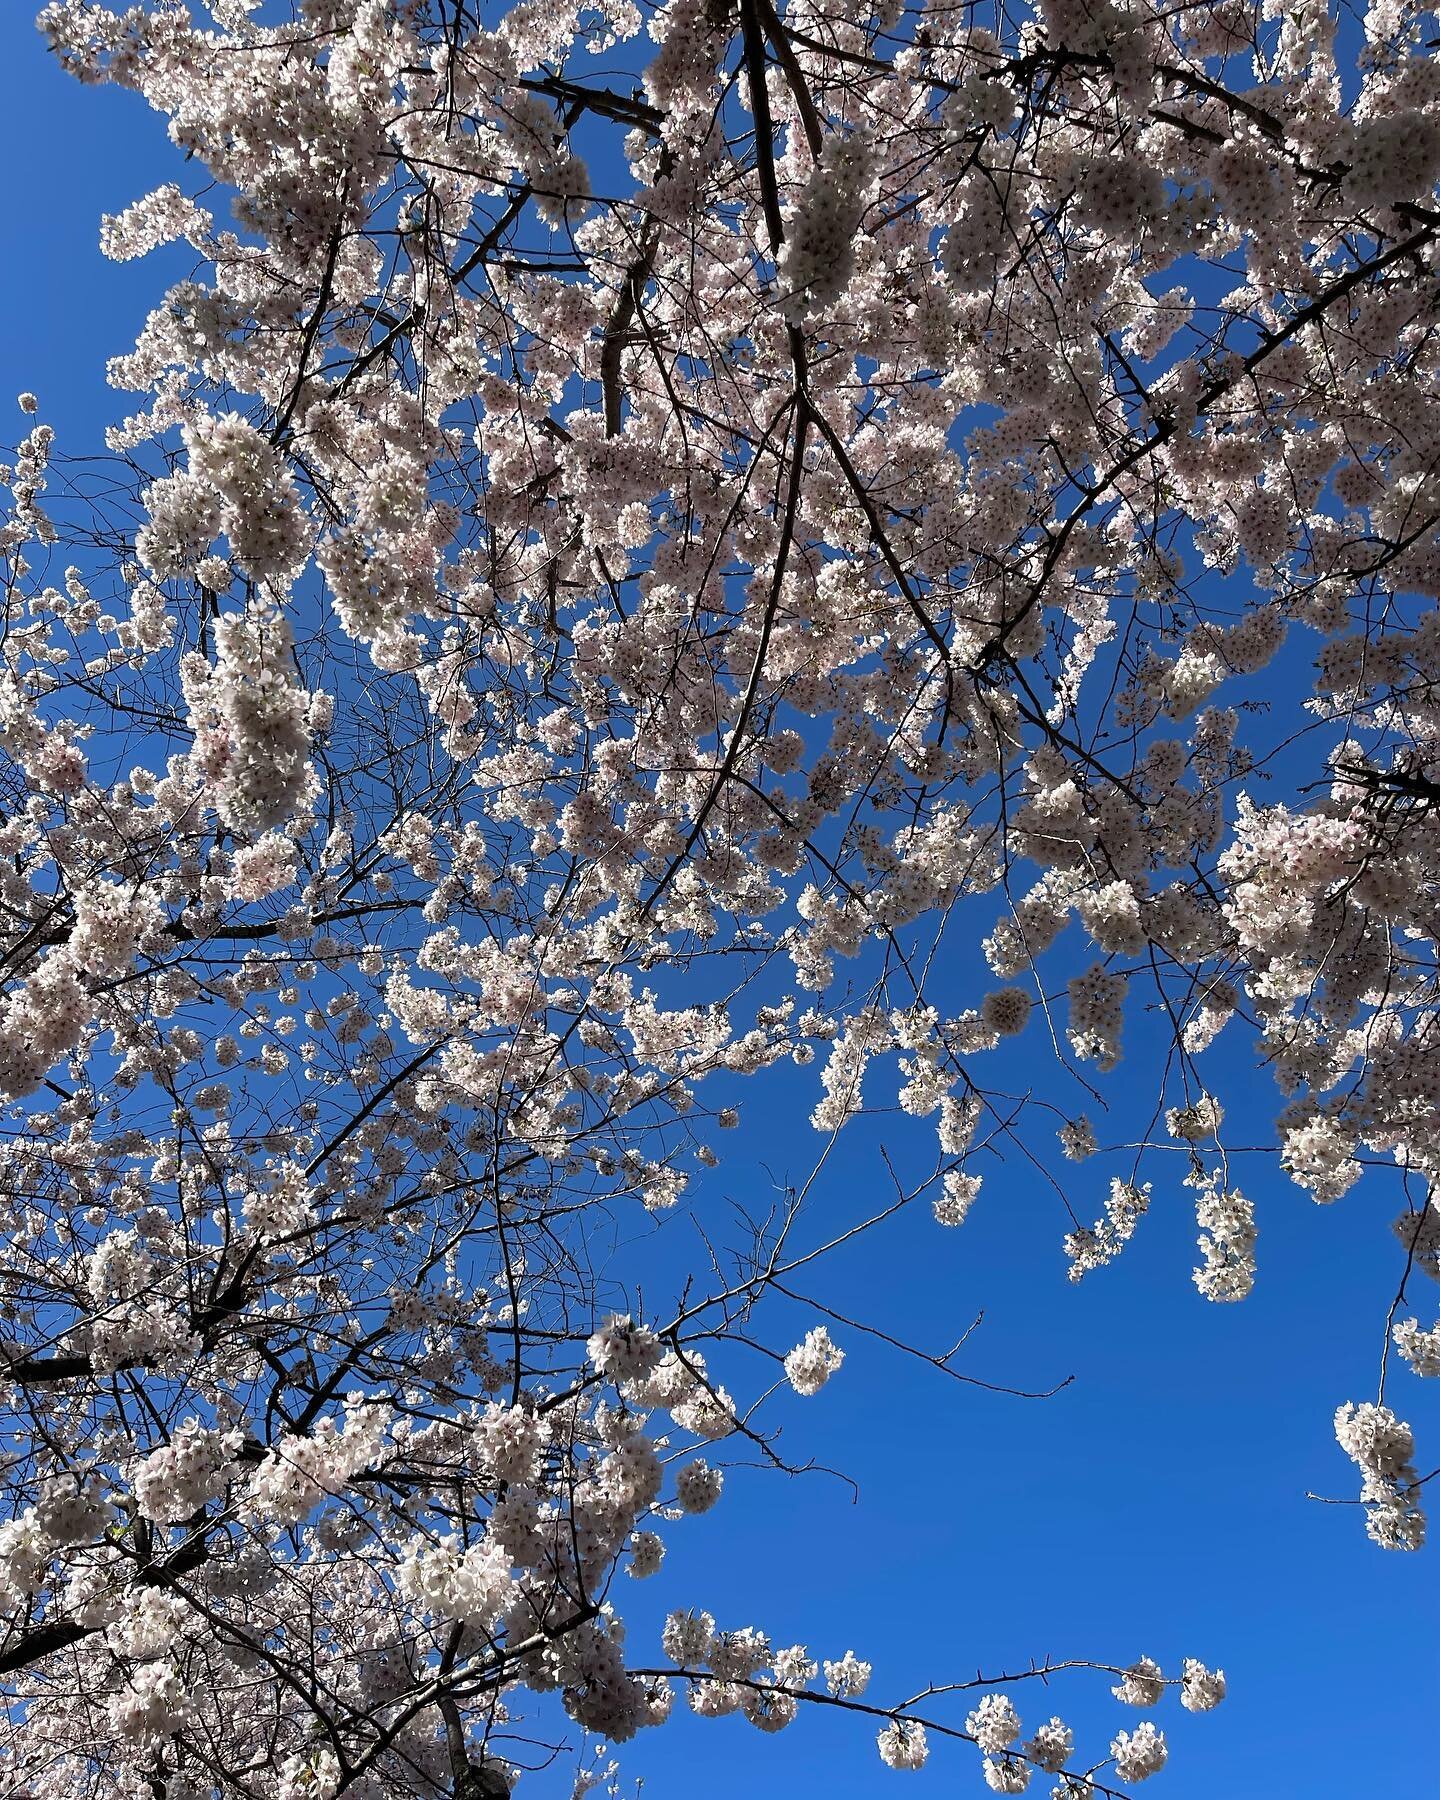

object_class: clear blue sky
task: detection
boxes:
[0,11,1434,1798]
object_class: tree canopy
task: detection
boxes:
[2,0,1438,1793]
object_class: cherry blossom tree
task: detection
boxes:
[1,0,1438,1790]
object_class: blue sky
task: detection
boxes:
[1,9,1435,1798]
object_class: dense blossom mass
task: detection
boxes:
[0,0,1437,1790]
